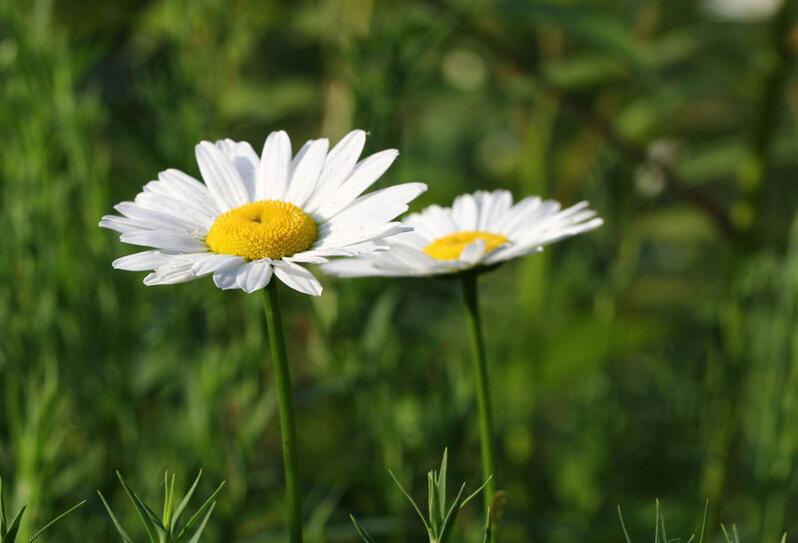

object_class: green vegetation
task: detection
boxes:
[1,0,797,541]
[0,478,84,542]
[98,471,224,543]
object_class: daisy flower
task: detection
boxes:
[100,129,427,296]
[100,129,426,543]
[323,189,602,521]
[323,190,603,277]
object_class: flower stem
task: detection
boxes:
[262,279,303,543]
[461,271,497,520]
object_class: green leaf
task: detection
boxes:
[349,515,377,543]
[482,509,492,543]
[174,481,225,541]
[427,471,440,536]
[185,502,215,543]
[720,524,732,543]
[461,476,492,509]
[4,505,27,543]
[387,470,431,535]
[437,449,448,519]
[98,491,133,543]
[618,506,633,543]
[697,500,709,543]
[163,472,176,530]
[172,471,203,531]
[116,472,163,543]
[438,483,467,543]
[28,499,86,542]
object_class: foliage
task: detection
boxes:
[98,471,224,543]
[0,477,84,543]
[350,449,490,543]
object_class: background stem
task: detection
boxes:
[462,272,498,521]
[262,280,304,543]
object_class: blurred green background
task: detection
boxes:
[2,0,798,541]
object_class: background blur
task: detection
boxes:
[2,0,798,541]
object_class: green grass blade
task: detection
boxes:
[173,471,203,530]
[1,476,6,536]
[174,481,225,540]
[28,499,86,542]
[720,524,732,543]
[438,449,448,516]
[387,469,431,534]
[5,505,27,543]
[698,499,709,543]
[349,514,377,543]
[461,476,493,509]
[439,482,467,543]
[654,499,660,543]
[618,506,633,543]
[428,471,440,535]
[186,502,216,543]
[98,491,134,543]
[116,472,162,543]
[482,509,492,543]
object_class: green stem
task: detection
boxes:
[461,271,497,519]
[262,279,303,543]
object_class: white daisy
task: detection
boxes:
[322,190,603,277]
[100,130,427,295]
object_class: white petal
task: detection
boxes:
[143,260,197,286]
[191,254,246,277]
[285,139,329,208]
[495,196,541,237]
[405,205,458,239]
[322,259,385,277]
[157,169,220,216]
[324,182,427,230]
[257,130,292,200]
[286,252,329,264]
[478,190,513,231]
[452,193,479,231]
[120,231,207,253]
[195,141,249,210]
[374,244,437,272]
[460,239,486,264]
[483,242,543,265]
[316,222,410,249]
[114,202,206,234]
[215,138,259,200]
[99,215,141,234]
[112,251,173,271]
[235,261,274,293]
[273,261,323,296]
[133,192,215,230]
[305,129,366,213]
[213,268,241,290]
[315,149,399,219]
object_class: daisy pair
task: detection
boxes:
[100,128,603,543]
[100,129,426,296]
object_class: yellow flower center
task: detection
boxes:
[423,231,509,261]
[206,200,317,260]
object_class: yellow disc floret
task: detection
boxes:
[206,200,317,261]
[423,231,509,261]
